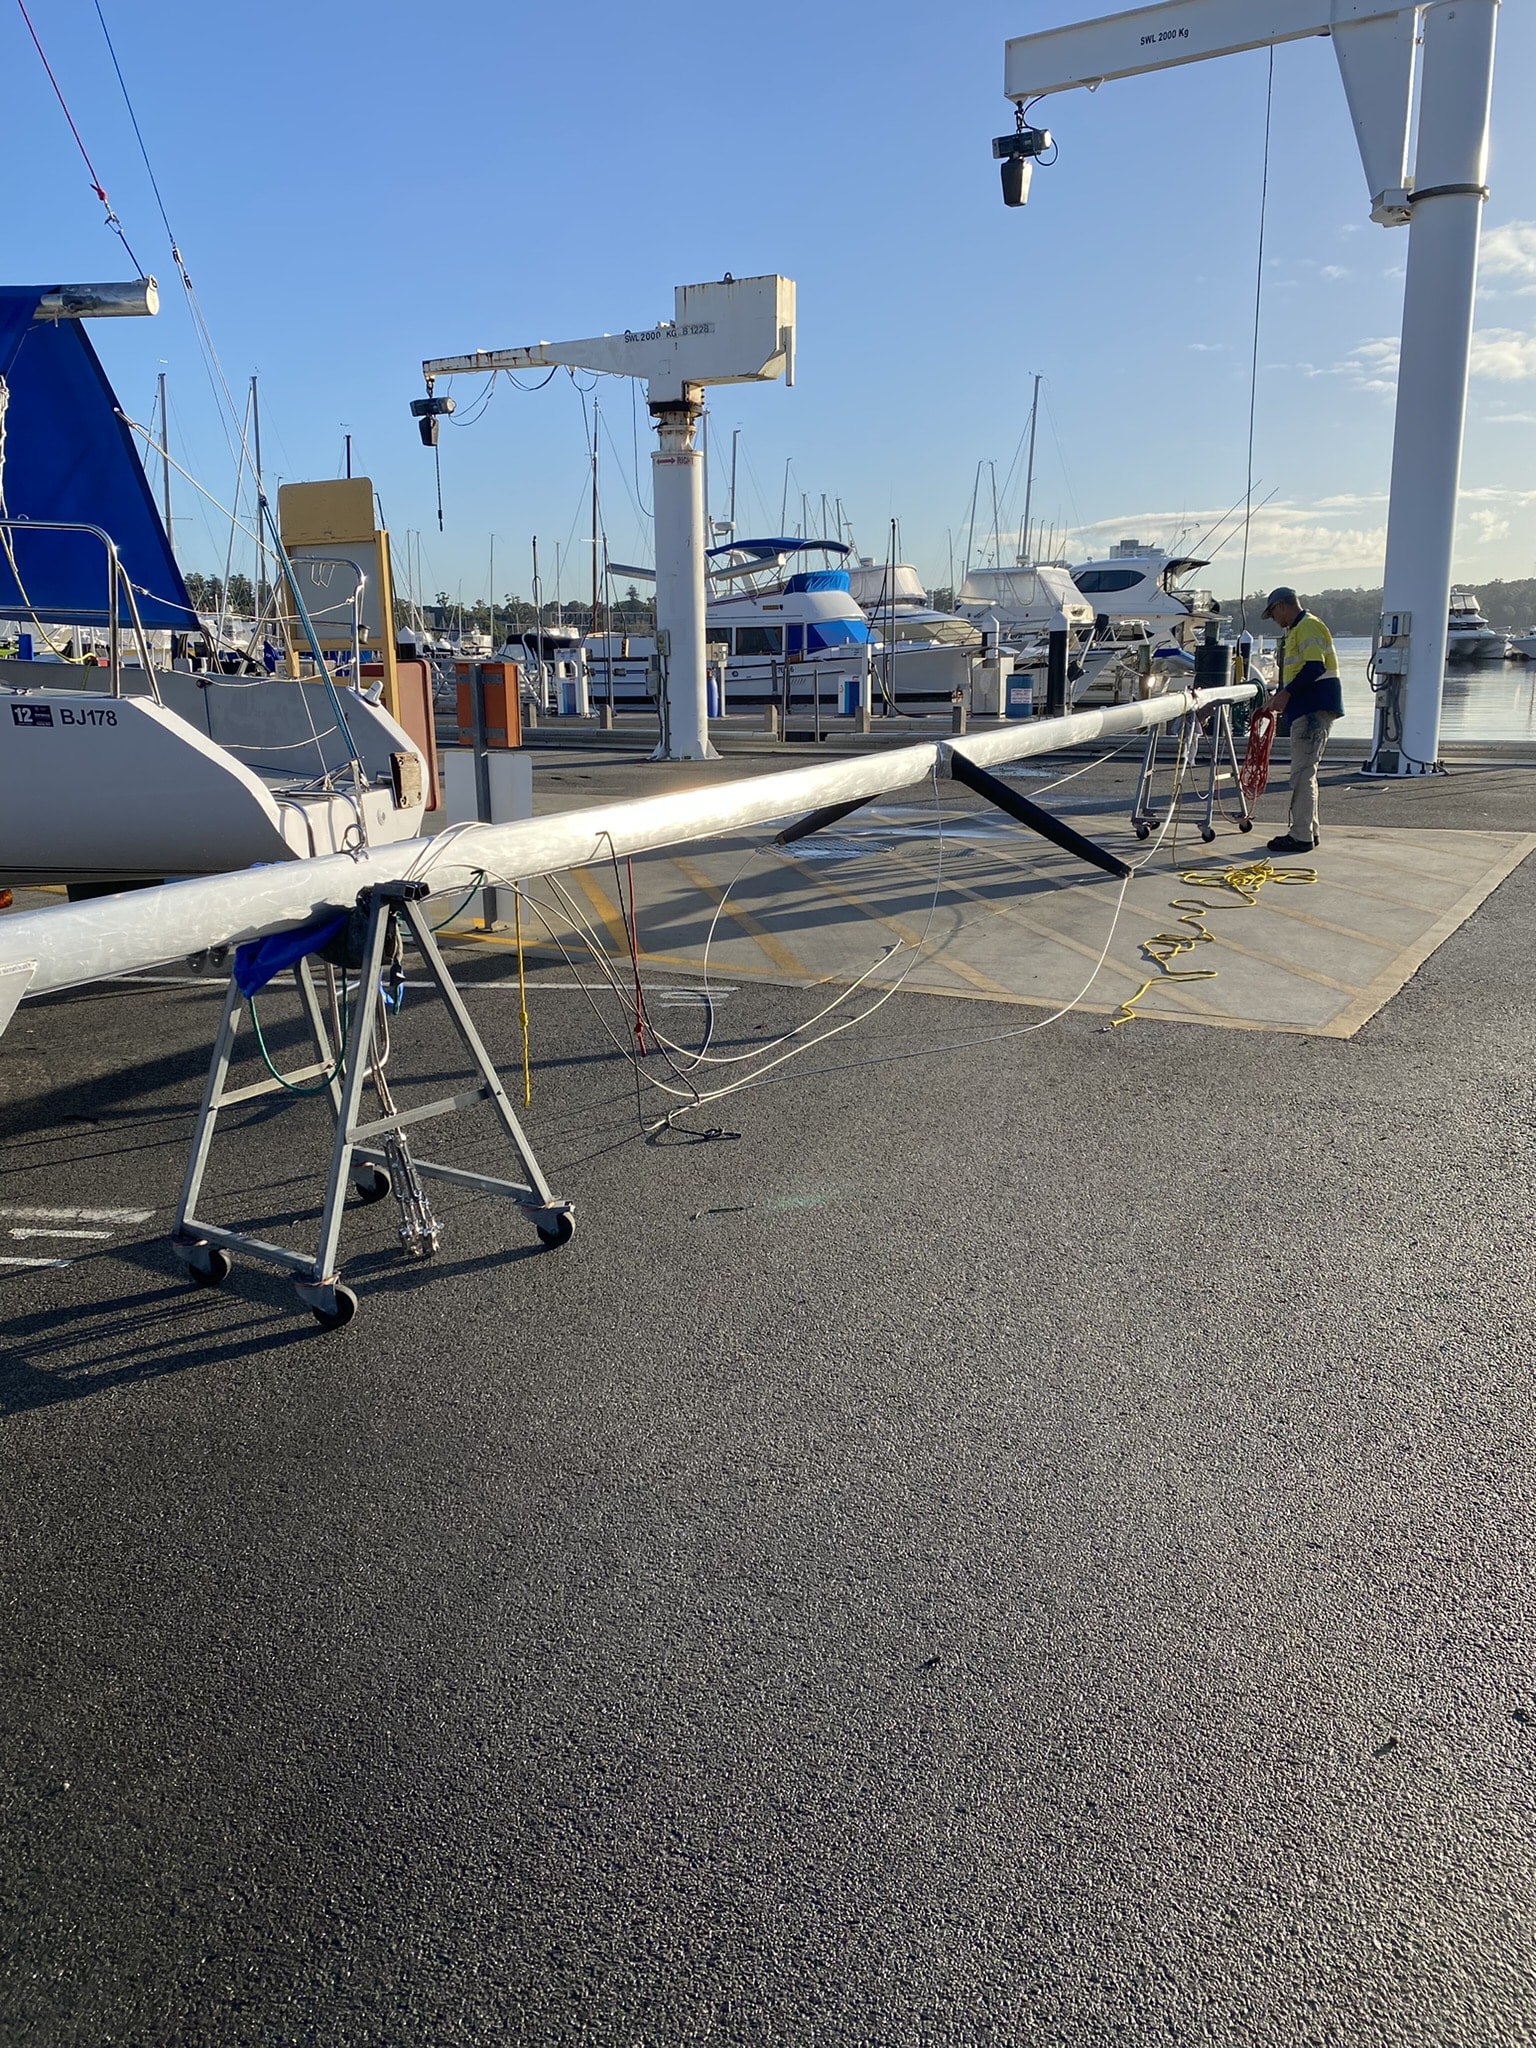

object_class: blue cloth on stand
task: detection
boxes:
[233,911,349,997]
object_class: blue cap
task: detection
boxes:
[1262,586,1298,618]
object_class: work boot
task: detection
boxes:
[1267,834,1315,855]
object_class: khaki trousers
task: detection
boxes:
[1288,711,1338,844]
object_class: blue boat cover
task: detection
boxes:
[0,285,199,629]
[783,570,851,594]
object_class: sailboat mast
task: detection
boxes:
[1020,372,1041,565]
[728,429,739,539]
[251,375,268,618]
[590,397,600,646]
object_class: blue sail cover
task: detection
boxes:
[0,285,198,629]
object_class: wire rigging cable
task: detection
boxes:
[16,0,144,270]
[1237,49,1275,633]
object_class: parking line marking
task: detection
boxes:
[8,1227,110,1241]
[0,1256,72,1269]
[0,1205,153,1224]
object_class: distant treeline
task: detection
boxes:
[184,571,271,615]
[1218,581,1536,636]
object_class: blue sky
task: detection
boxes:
[3,0,1533,604]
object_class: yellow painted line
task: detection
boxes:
[669,852,813,980]
[773,850,1012,997]
[567,867,636,955]
[1241,896,1399,950]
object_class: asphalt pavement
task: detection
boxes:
[2,750,1535,2045]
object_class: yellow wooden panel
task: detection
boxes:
[278,477,375,546]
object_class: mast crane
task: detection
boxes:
[417,275,795,761]
[997,0,1500,774]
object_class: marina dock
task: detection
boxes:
[3,735,1534,2042]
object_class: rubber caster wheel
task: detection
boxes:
[186,1246,232,1289]
[1238,816,1255,834]
[536,1211,576,1249]
[352,1166,392,1205]
[308,1285,358,1331]
[1200,827,1216,844]
[1135,823,1150,841]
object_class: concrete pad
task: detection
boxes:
[465,807,1536,1039]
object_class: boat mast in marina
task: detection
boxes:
[997,0,1501,776]
[1019,372,1040,567]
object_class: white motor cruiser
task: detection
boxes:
[1445,586,1508,663]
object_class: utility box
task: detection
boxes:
[455,661,521,748]
[1005,671,1035,720]
[439,747,533,928]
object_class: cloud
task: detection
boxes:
[1309,337,1399,393]
[1465,507,1509,544]
[1470,327,1536,380]
[1481,221,1536,282]
[1319,265,1349,281]
[1186,341,1227,353]
[1484,410,1536,425]
[1309,323,1536,393]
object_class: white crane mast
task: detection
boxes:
[999,0,1501,774]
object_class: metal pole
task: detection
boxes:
[1371,0,1499,775]
[590,397,600,653]
[344,431,352,480]
[488,534,495,656]
[1046,609,1069,717]
[1020,372,1041,564]
[251,377,268,634]
[648,395,714,759]
[728,428,739,539]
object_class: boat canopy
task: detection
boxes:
[783,569,850,594]
[958,565,1089,617]
[0,286,198,630]
[846,562,928,609]
[705,537,852,563]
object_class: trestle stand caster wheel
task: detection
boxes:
[295,1278,359,1330]
[535,1210,576,1249]
[1201,826,1216,844]
[310,1286,358,1331]
[1134,823,1151,841]
[1238,815,1254,833]
[181,1244,231,1289]
[352,1165,392,1205]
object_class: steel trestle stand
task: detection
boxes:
[1129,701,1253,846]
[171,880,574,1328]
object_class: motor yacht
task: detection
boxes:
[1445,587,1508,663]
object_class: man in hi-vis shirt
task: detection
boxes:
[1263,587,1343,855]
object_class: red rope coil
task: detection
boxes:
[1238,706,1276,806]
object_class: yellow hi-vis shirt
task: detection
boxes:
[1278,609,1338,689]
[1277,608,1343,719]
